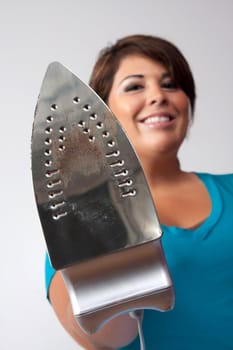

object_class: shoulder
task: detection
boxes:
[196,171,233,182]
[45,253,56,299]
[196,172,233,193]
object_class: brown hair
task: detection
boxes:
[89,34,196,114]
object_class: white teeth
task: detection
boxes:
[144,116,171,123]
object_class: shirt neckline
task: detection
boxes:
[161,172,223,239]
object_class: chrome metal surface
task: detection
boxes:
[31,62,162,270]
[31,62,174,334]
[62,240,174,333]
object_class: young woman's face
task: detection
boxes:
[108,54,190,161]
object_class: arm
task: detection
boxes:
[49,271,139,350]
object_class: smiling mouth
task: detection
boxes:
[140,115,174,124]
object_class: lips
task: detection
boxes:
[144,115,172,124]
[139,113,175,125]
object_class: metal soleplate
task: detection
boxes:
[31,62,162,270]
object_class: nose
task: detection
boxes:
[147,84,167,106]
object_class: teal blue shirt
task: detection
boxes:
[45,173,233,349]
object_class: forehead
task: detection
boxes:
[114,54,168,80]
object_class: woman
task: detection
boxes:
[45,34,233,349]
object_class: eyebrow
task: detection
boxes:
[119,74,144,85]
[119,72,171,85]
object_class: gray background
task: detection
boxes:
[1,0,232,349]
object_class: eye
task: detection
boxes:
[161,80,178,90]
[124,84,144,92]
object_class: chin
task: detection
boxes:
[136,141,179,160]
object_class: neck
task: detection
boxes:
[139,154,183,189]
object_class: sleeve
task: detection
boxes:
[45,252,56,300]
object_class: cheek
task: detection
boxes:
[108,100,139,140]
[108,96,123,120]
[108,97,136,123]
[179,93,190,114]
[173,93,190,122]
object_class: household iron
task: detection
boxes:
[31,62,175,335]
